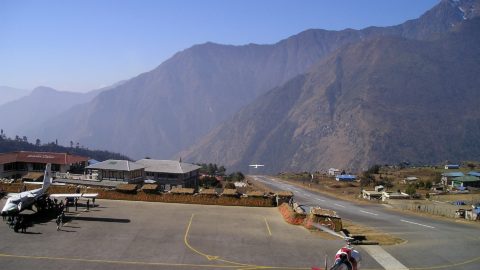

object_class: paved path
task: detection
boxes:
[0,198,382,270]
[253,175,480,270]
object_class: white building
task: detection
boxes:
[328,168,341,176]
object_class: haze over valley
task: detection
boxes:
[1,0,479,173]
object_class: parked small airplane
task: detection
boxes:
[1,164,98,215]
[249,164,265,168]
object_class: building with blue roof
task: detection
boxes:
[467,171,480,178]
[335,175,356,181]
[441,172,465,186]
[451,176,480,188]
[442,172,465,177]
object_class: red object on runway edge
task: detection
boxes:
[311,267,324,270]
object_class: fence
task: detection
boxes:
[387,200,464,218]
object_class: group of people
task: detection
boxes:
[3,214,29,233]
[1,195,75,233]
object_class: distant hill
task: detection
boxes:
[35,0,480,160]
[182,17,480,173]
[0,86,100,138]
[0,86,30,106]
[0,81,126,141]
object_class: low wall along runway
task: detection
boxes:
[0,183,276,207]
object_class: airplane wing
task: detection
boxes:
[49,193,98,198]
[3,193,20,198]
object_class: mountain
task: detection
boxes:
[182,17,480,173]
[0,86,30,106]
[364,0,480,40]
[35,0,479,160]
[0,86,101,139]
[34,30,370,159]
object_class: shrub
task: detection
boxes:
[224,182,236,189]
[405,185,416,196]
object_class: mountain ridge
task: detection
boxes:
[30,0,480,163]
[182,17,480,173]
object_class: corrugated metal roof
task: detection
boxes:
[336,174,356,180]
[0,151,88,165]
[452,176,480,182]
[86,160,144,171]
[442,172,465,177]
[467,171,480,177]
[136,159,200,174]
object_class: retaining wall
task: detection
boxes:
[0,183,275,207]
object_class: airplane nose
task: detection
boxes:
[1,204,17,215]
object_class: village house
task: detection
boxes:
[403,176,419,184]
[451,175,480,189]
[382,191,410,201]
[441,172,465,186]
[444,164,460,170]
[362,185,384,200]
[328,168,341,176]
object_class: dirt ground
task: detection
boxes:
[341,220,406,246]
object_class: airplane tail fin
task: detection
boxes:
[42,163,52,191]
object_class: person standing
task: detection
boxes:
[65,198,69,212]
[56,215,61,231]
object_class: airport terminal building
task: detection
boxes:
[0,151,88,180]
[85,160,145,183]
[85,159,200,189]
[136,159,201,189]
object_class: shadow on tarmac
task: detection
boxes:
[21,231,42,234]
[73,217,130,223]
[58,229,76,232]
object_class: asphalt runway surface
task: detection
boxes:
[253,175,480,270]
[0,198,383,270]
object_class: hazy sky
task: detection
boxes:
[0,0,439,92]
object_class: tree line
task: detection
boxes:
[0,129,130,161]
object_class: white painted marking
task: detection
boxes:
[360,210,378,216]
[316,198,325,202]
[362,245,409,270]
[400,219,435,229]
[432,200,446,204]
[334,203,345,208]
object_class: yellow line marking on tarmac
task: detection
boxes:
[264,217,272,236]
[410,255,480,270]
[0,253,239,268]
[184,214,311,270]
[184,214,253,267]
